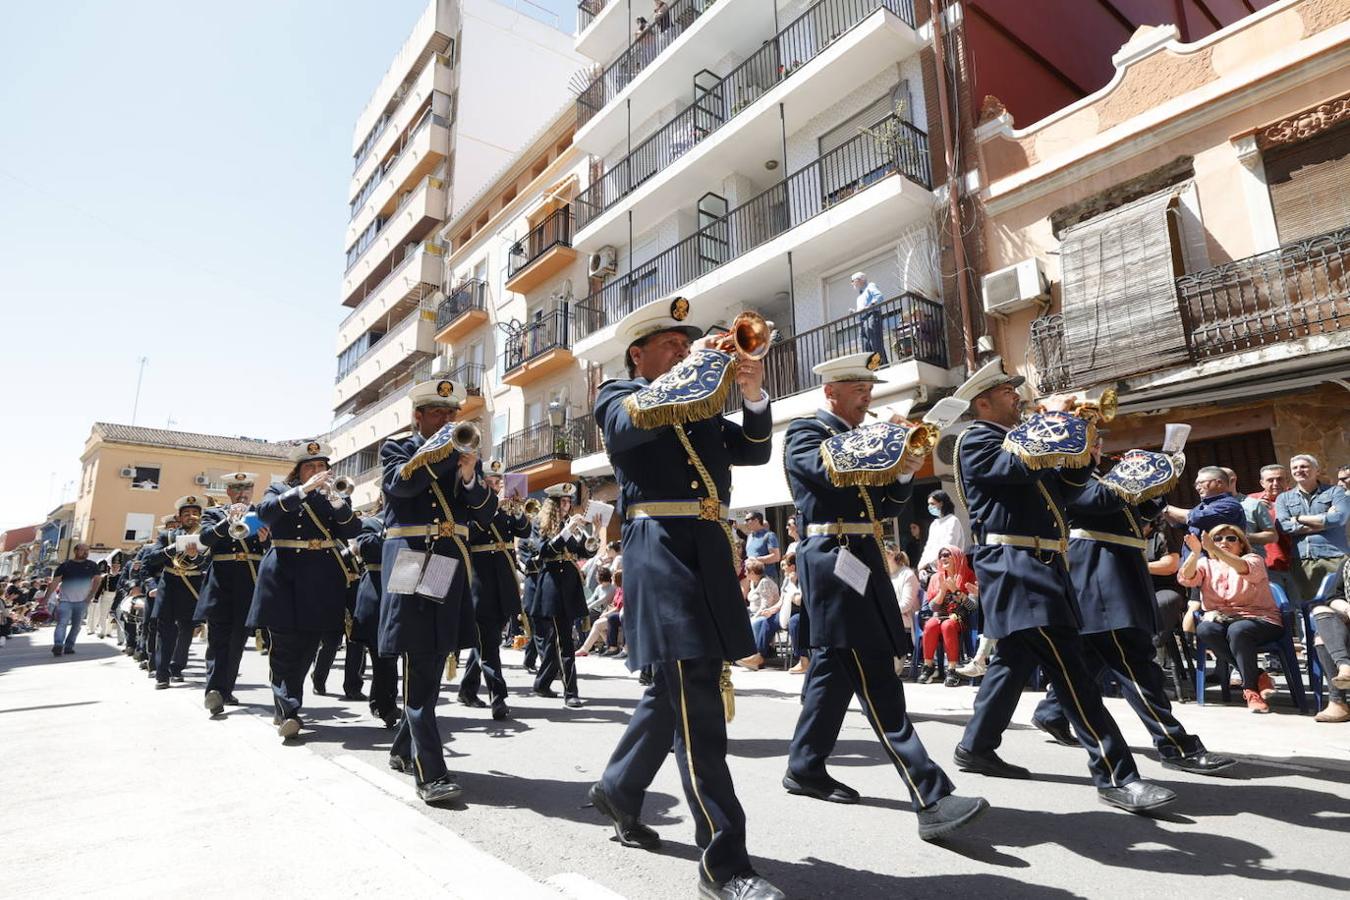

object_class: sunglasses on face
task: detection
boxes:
[1213,534,1242,544]
[939,551,952,558]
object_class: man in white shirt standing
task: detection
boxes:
[852,271,888,364]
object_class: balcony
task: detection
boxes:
[577,0,607,33]
[349,110,451,237]
[342,175,448,306]
[502,309,575,387]
[571,114,931,359]
[351,55,454,198]
[573,0,920,244]
[575,0,773,155]
[445,361,486,420]
[575,0,628,63]
[329,359,434,451]
[338,240,444,349]
[434,279,489,344]
[495,413,603,486]
[334,308,437,409]
[505,207,577,294]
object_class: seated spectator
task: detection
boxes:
[1179,524,1283,713]
[1309,558,1350,722]
[1145,514,1186,636]
[737,560,781,670]
[919,546,977,686]
[916,490,966,581]
[779,552,807,673]
[889,548,921,632]
[586,566,615,616]
[578,570,623,656]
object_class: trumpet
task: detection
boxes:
[504,496,541,518]
[331,474,355,497]
[862,409,941,458]
[227,504,251,540]
[708,311,773,360]
[451,421,481,453]
[1075,387,1118,424]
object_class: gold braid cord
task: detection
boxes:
[623,349,738,430]
[445,655,459,682]
[720,661,736,723]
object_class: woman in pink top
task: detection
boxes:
[1178,524,1283,713]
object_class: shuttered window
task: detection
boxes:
[1058,188,1191,385]
[1266,121,1350,244]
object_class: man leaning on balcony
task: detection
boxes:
[587,299,785,900]
[852,271,888,365]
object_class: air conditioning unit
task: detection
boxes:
[119,467,136,478]
[981,257,1049,316]
[194,474,210,486]
[588,246,617,279]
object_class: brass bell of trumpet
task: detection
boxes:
[451,421,481,453]
[227,513,251,540]
[522,497,541,517]
[331,474,356,498]
[710,311,773,360]
[1076,387,1118,424]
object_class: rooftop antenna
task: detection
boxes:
[131,356,149,425]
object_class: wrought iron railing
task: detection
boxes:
[335,308,424,384]
[497,413,596,471]
[572,114,928,341]
[505,308,572,372]
[1029,314,1072,394]
[722,293,945,412]
[445,361,485,397]
[1177,225,1349,359]
[341,241,443,331]
[436,279,487,330]
[577,0,607,32]
[573,0,915,230]
[576,0,714,128]
[508,207,573,280]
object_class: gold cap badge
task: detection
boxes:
[866,352,882,371]
[306,441,320,454]
[670,297,689,321]
[437,380,454,397]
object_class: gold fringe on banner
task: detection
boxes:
[623,349,738,430]
[821,449,912,487]
[1001,414,1096,471]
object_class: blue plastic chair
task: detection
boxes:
[1301,571,1345,711]
[1194,582,1309,713]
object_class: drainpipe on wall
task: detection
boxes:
[930,0,976,371]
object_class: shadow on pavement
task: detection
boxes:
[451,768,686,829]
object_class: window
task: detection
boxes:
[129,465,161,491]
[123,512,155,543]
[1265,121,1350,244]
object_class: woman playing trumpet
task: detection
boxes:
[524,481,598,708]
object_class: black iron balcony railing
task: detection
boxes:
[508,207,573,280]
[722,293,946,412]
[496,413,598,471]
[505,308,572,372]
[1029,314,1073,394]
[571,114,929,342]
[573,0,916,231]
[576,0,714,129]
[1177,224,1349,360]
[577,0,607,32]
[445,361,485,397]
[436,279,487,330]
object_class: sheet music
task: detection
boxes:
[416,553,460,602]
[386,548,425,595]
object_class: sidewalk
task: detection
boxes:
[0,631,567,899]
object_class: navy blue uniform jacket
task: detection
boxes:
[469,507,532,621]
[146,529,207,622]
[195,504,270,622]
[785,410,914,656]
[596,376,771,669]
[377,432,497,656]
[352,516,385,647]
[954,421,1093,639]
[245,483,361,631]
[524,527,593,620]
[1067,482,1167,635]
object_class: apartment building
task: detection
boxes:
[330,0,586,508]
[969,0,1349,502]
[72,424,296,553]
[563,0,960,523]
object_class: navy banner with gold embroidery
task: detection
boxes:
[821,421,928,487]
[1100,449,1182,505]
[1003,411,1094,470]
[399,422,459,479]
[624,348,736,429]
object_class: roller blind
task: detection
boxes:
[1266,122,1350,243]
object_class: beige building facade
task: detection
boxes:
[73,424,295,552]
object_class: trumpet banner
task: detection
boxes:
[820,421,921,487]
[399,421,460,480]
[1100,449,1182,505]
[1002,411,1095,471]
[623,348,737,429]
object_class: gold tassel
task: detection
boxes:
[399,440,457,480]
[623,357,737,430]
[720,661,736,723]
[445,654,459,682]
[821,447,912,487]
[1100,477,1177,506]
[519,612,534,641]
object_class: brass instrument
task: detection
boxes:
[227,503,251,540]
[332,474,356,497]
[171,528,204,570]
[503,496,541,518]
[451,421,481,454]
[709,311,773,360]
[1074,387,1118,424]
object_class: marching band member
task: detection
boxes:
[147,496,208,689]
[782,352,987,840]
[950,358,1175,813]
[525,482,595,708]
[379,378,496,805]
[516,525,543,673]
[352,500,400,728]
[136,513,178,670]
[245,440,362,741]
[197,473,270,716]
[588,301,784,900]
[311,542,368,700]
[458,459,533,719]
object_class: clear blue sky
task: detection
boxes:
[0,0,577,530]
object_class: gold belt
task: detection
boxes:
[627,500,729,522]
[805,522,876,537]
[385,523,470,539]
[1069,528,1146,550]
[365,564,381,572]
[471,542,514,553]
[546,553,577,563]
[216,553,263,562]
[168,566,202,577]
[983,533,1067,554]
[271,539,338,550]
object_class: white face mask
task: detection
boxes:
[927,506,942,518]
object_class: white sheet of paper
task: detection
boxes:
[833,547,871,596]
[503,472,529,502]
[385,548,425,595]
[416,553,460,601]
[585,499,614,531]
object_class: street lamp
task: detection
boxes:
[547,400,565,428]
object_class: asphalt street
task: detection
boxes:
[3,628,1348,899]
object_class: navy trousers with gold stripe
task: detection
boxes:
[459,616,508,709]
[313,630,366,697]
[1035,627,1202,760]
[532,616,579,700]
[392,651,448,785]
[789,647,953,810]
[267,629,322,720]
[600,657,749,884]
[204,616,248,697]
[961,625,1139,788]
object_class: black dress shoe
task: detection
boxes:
[170,675,185,683]
[1098,780,1176,813]
[1032,716,1077,747]
[344,691,369,702]
[379,709,402,729]
[155,681,170,690]
[565,696,584,708]
[312,680,327,696]
[223,694,241,705]
[589,783,661,850]
[917,794,990,841]
[417,774,463,805]
[458,694,488,708]
[782,769,860,804]
[388,754,412,773]
[953,745,1032,780]
[204,690,225,716]
[533,686,558,699]
[525,663,538,674]
[492,706,510,721]
[697,870,785,900]
[1160,751,1238,776]
[51,646,63,656]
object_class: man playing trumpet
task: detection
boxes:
[146,495,209,689]
[525,481,598,708]
[198,473,271,716]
